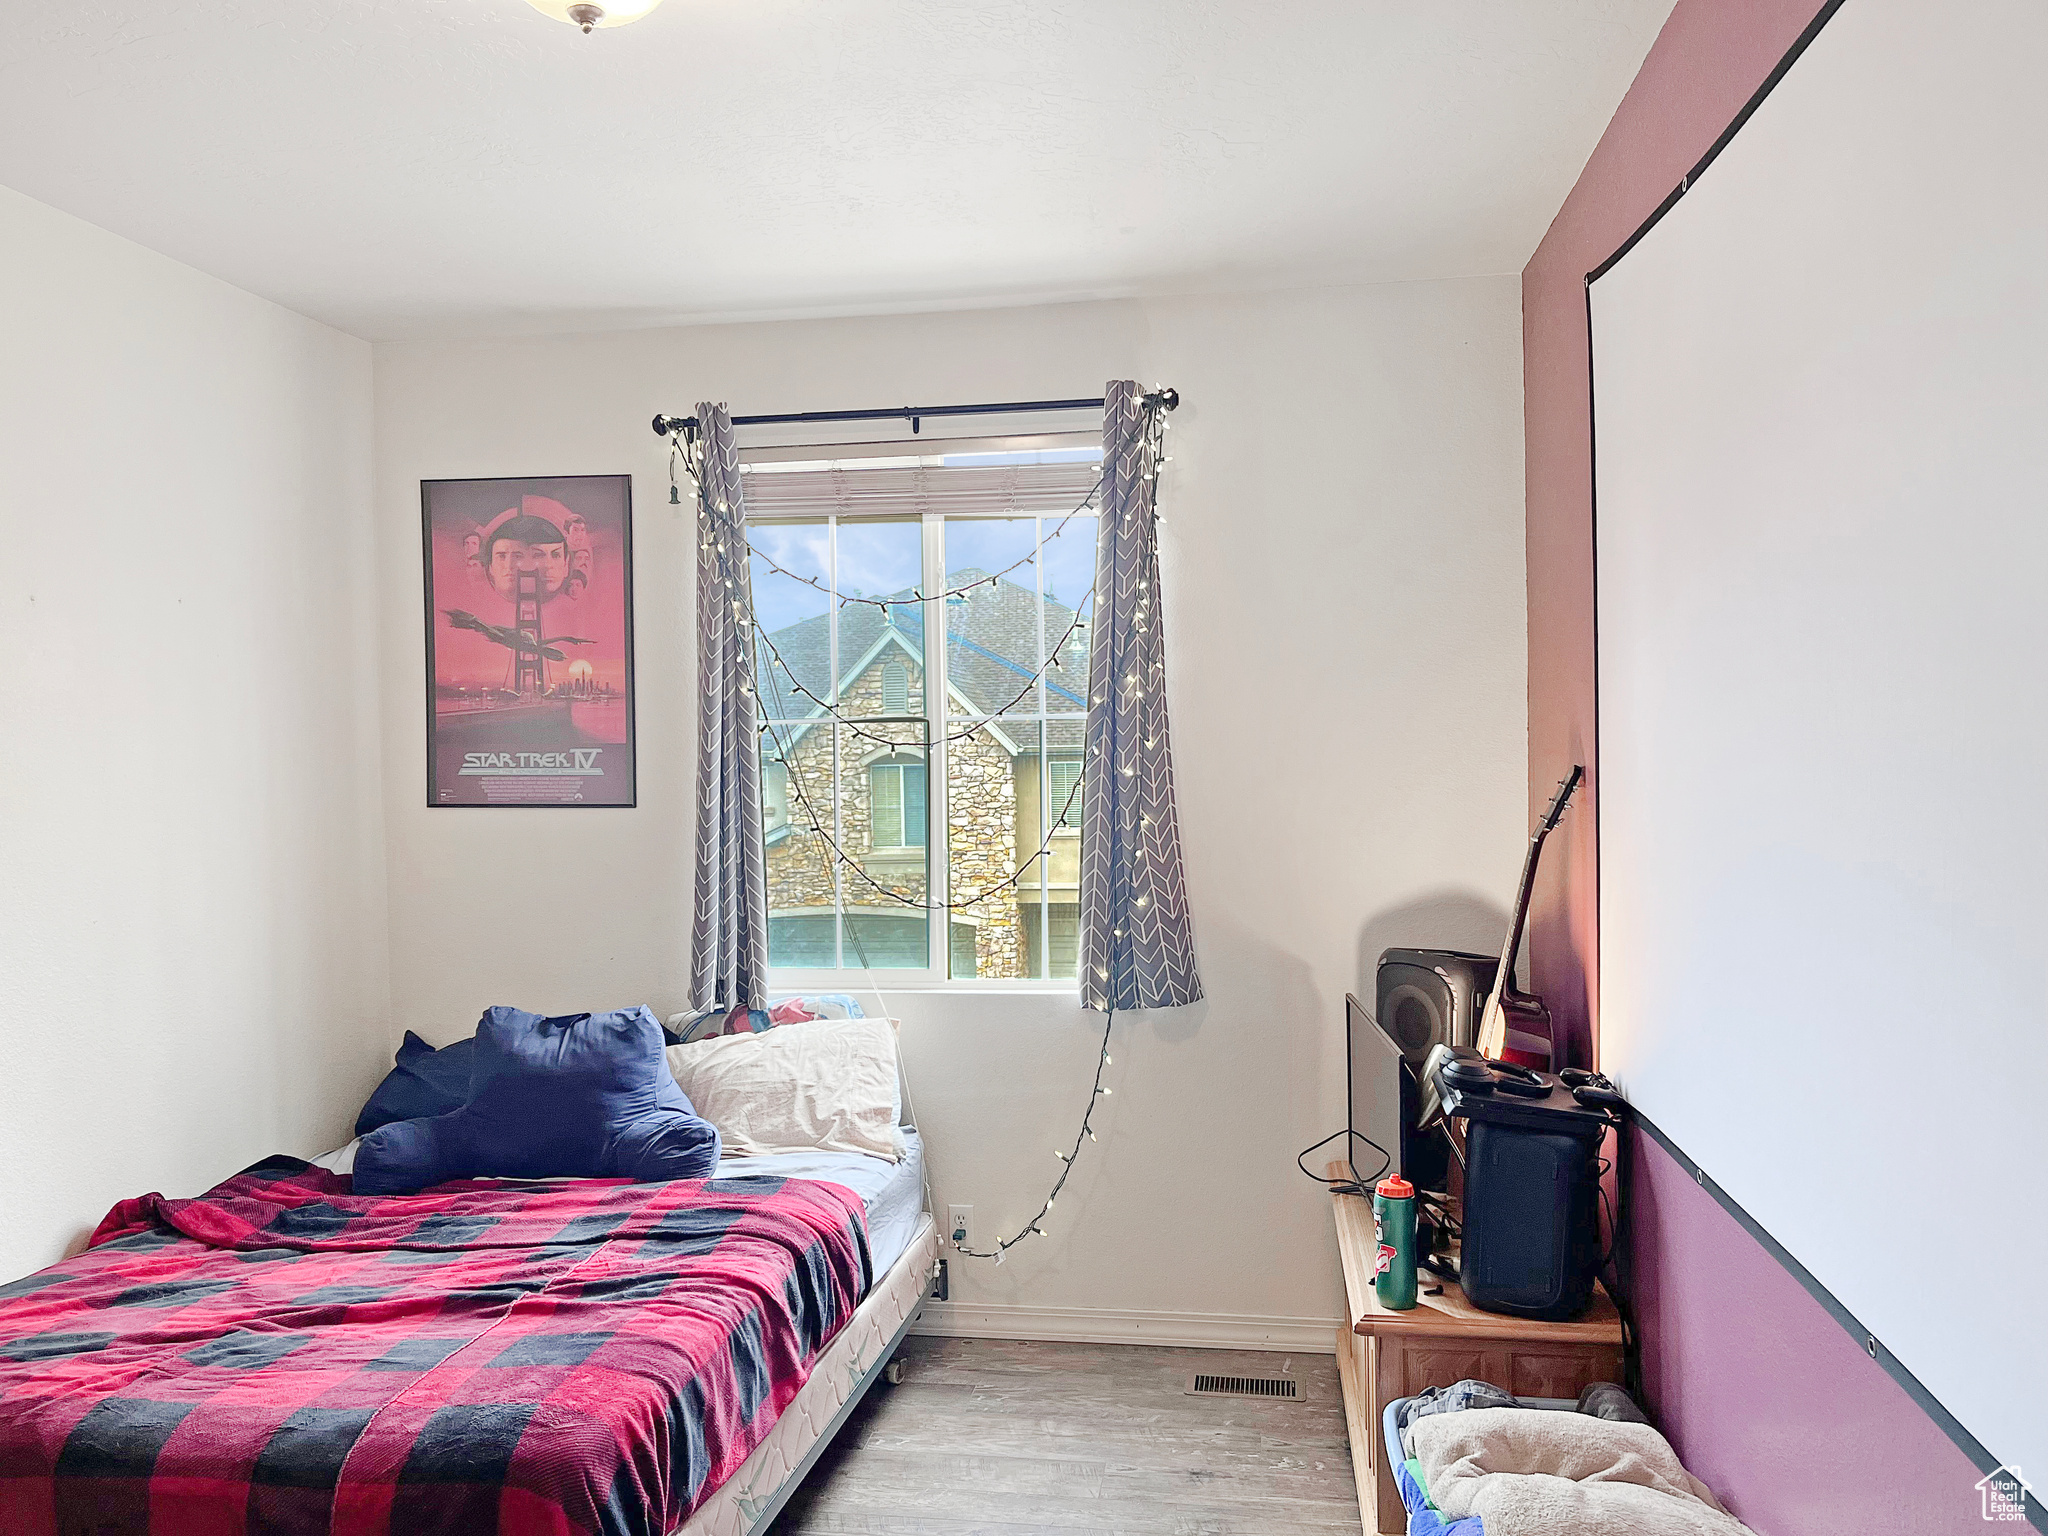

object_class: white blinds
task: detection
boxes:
[740,458,1102,519]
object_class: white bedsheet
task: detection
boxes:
[309,1130,927,1279]
[717,1129,925,1277]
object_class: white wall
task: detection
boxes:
[372,282,1527,1337]
[0,187,390,1278]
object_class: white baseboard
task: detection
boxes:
[911,1302,1341,1354]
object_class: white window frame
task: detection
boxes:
[749,473,1091,993]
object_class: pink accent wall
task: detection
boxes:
[1524,4,1997,1529]
[1631,1127,1989,1535]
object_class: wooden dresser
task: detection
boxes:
[1328,1165,1624,1533]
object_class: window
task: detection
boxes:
[770,910,926,968]
[762,759,790,833]
[1048,754,1084,830]
[949,919,981,978]
[1021,903,1081,978]
[868,758,926,849]
[745,444,1098,982]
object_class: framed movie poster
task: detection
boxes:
[421,475,636,807]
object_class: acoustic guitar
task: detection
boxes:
[1475,765,1584,1066]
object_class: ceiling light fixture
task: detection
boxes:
[524,0,664,33]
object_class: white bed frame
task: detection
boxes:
[672,1213,939,1536]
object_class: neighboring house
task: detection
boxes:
[755,569,1087,978]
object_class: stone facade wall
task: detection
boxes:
[762,646,1023,976]
[944,729,1021,976]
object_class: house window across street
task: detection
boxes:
[743,442,1098,982]
[868,758,927,848]
[1048,754,1084,830]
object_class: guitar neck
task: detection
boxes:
[1477,766,1583,1058]
[1495,829,1550,997]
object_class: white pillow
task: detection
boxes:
[666,1016,902,1162]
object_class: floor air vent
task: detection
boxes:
[1185,1372,1303,1402]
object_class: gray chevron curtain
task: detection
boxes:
[688,402,770,1010]
[1078,381,1202,1012]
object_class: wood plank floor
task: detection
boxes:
[766,1337,1362,1535]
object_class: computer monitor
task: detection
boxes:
[1346,991,1451,1192]
[1344,992,1405,1185]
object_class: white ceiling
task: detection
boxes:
[0,2,1673,341]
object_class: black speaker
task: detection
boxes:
[1458,1118,1604,1320]
[1435,1059,1613,1321]
[1376,949,1498,1068]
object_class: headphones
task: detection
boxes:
[1440,1057,1631,1112]
[1440,1055,1551,1099]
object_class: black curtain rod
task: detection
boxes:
[650,388,1178,440]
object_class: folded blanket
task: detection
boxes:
[1410,1407,1759,1536]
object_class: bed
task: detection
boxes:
[0,1132,934,1535]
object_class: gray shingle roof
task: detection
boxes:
[753,567,1087,750]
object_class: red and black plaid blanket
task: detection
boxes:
[0,1156,871,1535]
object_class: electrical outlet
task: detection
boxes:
[947,1204,972,1249]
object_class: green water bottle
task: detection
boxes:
[1373,1173,1418,1310]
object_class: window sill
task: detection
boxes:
[768,971,1081,997]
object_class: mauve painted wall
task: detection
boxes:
[1631,1126,1988,1534]
[1523,3,1994,1531]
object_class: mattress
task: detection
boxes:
[673,1211,938,1536]
[714,1129,925,1277]
[313,1130,925,1278]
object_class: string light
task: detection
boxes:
[744,473,1106,611]
[750,649,1089,916]
[954,995,1119,1262]
[751,597,1094,752]
[689,393,1173,1265]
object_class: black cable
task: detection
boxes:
[1595,1166,1618,1274]
[1417,1188,1460,1239]
[1295,1127,1391,1198]
[954,1002,1115,1261]
[1612,1103,1641,1398]
[1580,1104,1642,1399]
